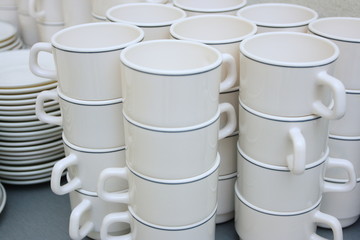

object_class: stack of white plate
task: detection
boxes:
[0,49,64,185]
[0,21,24,52]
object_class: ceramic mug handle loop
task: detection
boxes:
[219,53,237,92]
[51,154,81,195]
[28,0,45,19]
[218,102,237,140]
[36,89,62,126]
[97,167,129,204]
[312,71,346,120]
[101,212,132,240]
[29,42,57,80]
[310,210,343,240]
[286,127,306,175]
[323,157,357,193]
[69,199,95,240]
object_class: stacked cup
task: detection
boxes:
[30,22,144,240]
[169,14,256,223]
[308,17,360,228]
[96,39,237,240]
[235,32,357,240]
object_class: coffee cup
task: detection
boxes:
[216,172,237,224]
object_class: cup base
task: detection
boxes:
[215,211,234,224]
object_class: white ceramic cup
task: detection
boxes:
[62,0,92,27]
[219,88,239,132]
[28,0,64,23]
[51,134,128,195]
[106,3,186,41]
[239,32,346,120]
[216,172,237,224]
[172,0,247,16]
[308,17,360,90]
[326,135,360,180]
[170,15,257,89]
[123,103,235,179]
[36,88,125,149]
[17,13,39,47]
[329,90,360,136]
[97,155,220,227]
[234,187,343,240]
[69,189,129,240]
[36,21,64,42]
[218,132,238,176]
[237,145,357,212]
[100,205,216,240]
[238,100,329,175]
[320,179,360,228]
[236,3,318,33]
[121,39,237,128]
[29,22,144,101]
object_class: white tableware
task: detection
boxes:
[236,3,318,33]
[36,88,125,149]
[0,141,63,157]
[121,39,236,127]
[0,159,57,172]
[36,21,64,42]
[170,15,256,89]
[0,130,61,142]
[0,125,61,137]
[51,134,128,195]
[28,0,64,23]
[329,90,360,136]
[17,13,39,47]
[62,0,92,27]
[0,182,6,214]
[219,88,239,131]
[0,176,51,185]
[173,0,247,16]
[218,132,238,176]
[29,22,144,101]
[123,103,235,179]
[216,172,236,224]
[69,189,129,240]
[101,205,216,240]
[0,151,64,165]
[308,17,360,90]
[0,21,16,42]
[234,187,343,240]
[0,122,58,132]
[0,82,57,95]
[0,134,61,147]
[107,3,186,41]
[238,100,329,174]
[0,109,59,122]
[320,179,360,228]
[98,155,219,227]
[0,99,58,113]
[239,32,346,120]
[237,145,356,212]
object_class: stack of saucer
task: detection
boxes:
[0,21,23,52]
[0,49,63,185]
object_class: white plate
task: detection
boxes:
[0,81,57,95]
[0,99,58,112]
[0,109,60,122]
[0,171,52,180]
[0,123,58,132]
[0,49,55,89]
[0,125,61,137]
[0,138,63,152]
[0,34,16,48]
[0,175,51,185]
[0,134,61,147]
[0,104,59,116]
[0,166,52,177]
[0,96,38,106]
[0,182,6,214]
[0,150,64,163]
[0,129,62,142]
[0,37,21,52]
[0,91,39,100]
[0,143,64,157]
[0,21,16,42]
[0,160,57,172]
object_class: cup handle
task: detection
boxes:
[69,199,94,240]
[36,89,62,126]
[28,0,45,19]
[101,212,132,240]
[219,53,237,92]
[218,102,237,140]
[50,154,81,195]
[310,210,343,240]
[29,42,57,79]
[323,157,357,193]
[97,167,130,204]
[286,128,306,175]
[312,71,346,120]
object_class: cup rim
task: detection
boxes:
[239,31,339,68]
[236,3,318,28]
[239,99,322,122]
[120,39,223,76]
[329,134,360,141]
[106,3,187,27]
[237,142,329,172]
[170,14,257,45]
[308,17,360,43]
[50,22,144,53]
[128,204,217,230]
[126,152,220,184]
[235,183,322,216]
[173,0,247,13]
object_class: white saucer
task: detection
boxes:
[0,81,57,95]
[0,138,63,153]
[0,176,51,185]
[0,96,38,106]
[0,118,50,128]
[0,34,16,48]
[0,134,62,147]
[0,91,39,100]
[0,150,64,163]
[0,109,60,122]
[0,37,21,52]
[0,143,64,157]
[0,49,55,89]
[0,104,59,116]
[0,125,62,137]
[0,182,6,214]
[0,21,16,43]
[0,99,58,113]
[0,160,57,172]
[0,166,52,177]
[0,129,62,142]
[0,123,58,133]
